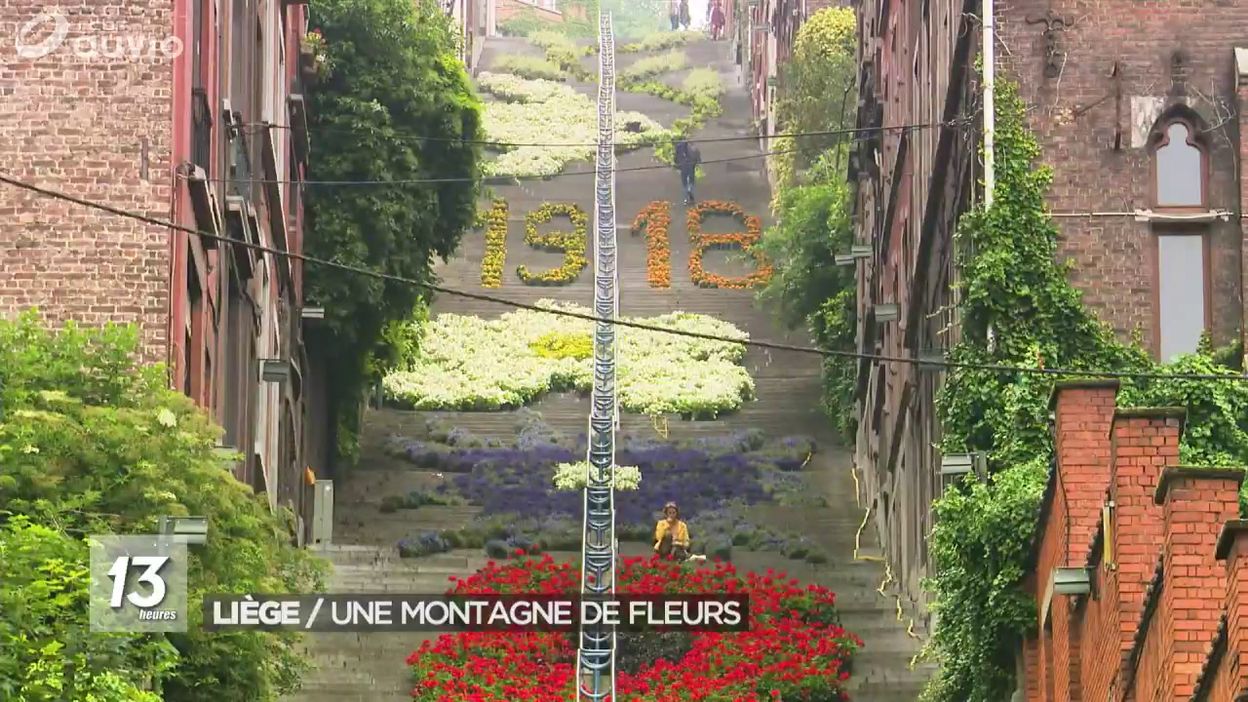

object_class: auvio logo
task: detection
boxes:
[14,7,184,61]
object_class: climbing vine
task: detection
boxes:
[922,80,1248,702]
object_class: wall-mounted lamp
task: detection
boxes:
[835,245,873,266]
[918,348,946,369]
[1041,566,1092,627]
[260,359,291,383]
[301,307,325,320]
[874,304,899,322]
[1051,566,1091,595]
[158,515,208,546]
[941,452,987,480]
[940,454,974,476]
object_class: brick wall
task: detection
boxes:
[0,0,176,363]
[995,0,1247,356]
[1022,381,1248,701]
[496,0,563,25]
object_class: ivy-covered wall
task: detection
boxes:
[919,80,1248,702]
[995,3,1247,361]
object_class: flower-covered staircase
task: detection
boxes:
[288,32,934,702]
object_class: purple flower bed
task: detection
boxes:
[383,418,827,562]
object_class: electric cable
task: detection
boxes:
[1,171,1245,384]
[187,120,953,187]
[241,116,969,149]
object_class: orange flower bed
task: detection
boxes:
[686,200,773,289]
[631,200,672,288]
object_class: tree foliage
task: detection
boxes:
[757,154,857,438]
[0,313,326,701]
[305,0,482,465]
[758,7,859,440]
[775,7,856,174]
[923,81,1248,702]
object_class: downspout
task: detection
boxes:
[982,0,995,207]
[982,0,996,353]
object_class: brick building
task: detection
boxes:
[852,0,1248,620]
[1022,380,1248,701]
[0,0,319,537]
[736,0,830,140]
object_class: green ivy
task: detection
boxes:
[305,0,482,468]
[922,80,1248,702]
[0,312,326,701]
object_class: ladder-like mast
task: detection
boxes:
[576,10,618,702]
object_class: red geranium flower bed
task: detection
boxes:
[407,554,861,701]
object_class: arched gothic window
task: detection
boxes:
[1152,120,1205,209]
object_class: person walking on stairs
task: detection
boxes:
[668,0,680,31]
[678,0,691,30]
[709,0,726,40]
[674,139,700,205]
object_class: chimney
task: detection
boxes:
[1154,467,1243,698]
[1051,380,1119,562]
[1108,408,1185,665]
[1215,518,1248,698]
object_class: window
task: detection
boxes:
[1156,233,1207,361]
[1153,120,1205,209]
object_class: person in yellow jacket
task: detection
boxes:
[654,501,691,559]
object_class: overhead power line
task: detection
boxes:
[194,121,970,188]
[245,117,968,149]
[1,171,1244,384]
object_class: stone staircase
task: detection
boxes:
[286,31,935,702]
[286,545,489,702]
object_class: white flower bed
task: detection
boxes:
[477,72,671,178]
[382,300,755,417]
[552,462,642,491]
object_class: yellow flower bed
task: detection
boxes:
[515,203,589,286]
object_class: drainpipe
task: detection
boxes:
[982,0,995,206]
[982,0,996,352]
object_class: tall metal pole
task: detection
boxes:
[577,11,618,702]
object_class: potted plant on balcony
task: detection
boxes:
[300,29,329,82]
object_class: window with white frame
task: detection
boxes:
[1155,233,1206,362]
[1151,115,1210,362]
[1153,120,1205,209]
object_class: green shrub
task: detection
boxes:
[621,31,691,53]
[493,54,568,81]
[0,313,327,701]
[621,50,687,81]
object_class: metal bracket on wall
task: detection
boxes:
[1025,10,1072,79]
[1071,62,1123,150]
